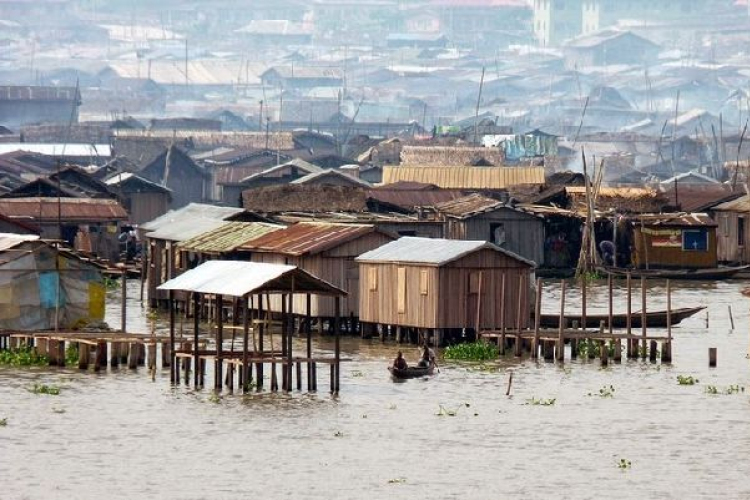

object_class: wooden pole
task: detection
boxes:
[607,274,613,334]
[306,293,312,391]
[514,273,523,356]
[287,278,295,393]
[557,279,566,361]
[665,279,672,362]
[334,296,341,394]
[169,289,175,384]
[709,347,717,367]
[626,272,633,358]
[581,276,587,331]
[641,277,647,358]
[281,293,288,391]
[728,305,735,331]
[215,294,224,391]
[533,277,541,359]
[193,293,200,387]
[257,294,264,391]
[475,271,483,335]
[120,271,127,333]
[499,274,506,354]
[242,295,249,392]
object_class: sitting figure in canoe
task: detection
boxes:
[393,351,408,370]
[417,344,436,368]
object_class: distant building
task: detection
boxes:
[0,86,80,129]
[261,66,344,89]
[533,0,584,46]
[562,30,660,69]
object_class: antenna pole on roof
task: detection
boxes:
[732,120,748,190]
[473,66,485,145]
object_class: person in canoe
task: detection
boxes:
[417,344,436,368]
[393,351,408,370]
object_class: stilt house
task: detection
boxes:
[356,237,535,341]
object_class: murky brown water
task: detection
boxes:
[2,280,750,499]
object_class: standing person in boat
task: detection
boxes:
[393,351,408,370]
[417,344,435,368]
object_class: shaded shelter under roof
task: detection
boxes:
[158,260,346,297]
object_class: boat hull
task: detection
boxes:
[601,266,750,280]
[388,363,435,379]
[538,306,705,329]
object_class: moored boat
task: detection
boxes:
[538,306,705,329]
[388,362,435,379]
[600,265,750,280]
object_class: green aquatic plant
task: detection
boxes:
[52,408,66,414]
[65,344,79,366]
[588,385,615,398]
[0,346,49,366]
[28,383,61,395]
[387,478,407,484]
[0,418,7,426]
[208,393,222,404]
[333,430,344,437]
[525,397,556,406]
[444,342,498,361]
[102,276,120,291]
[705,385,719,395]
[677,375,699,385]
[351,370,364,378]
[617,458,632,469]
[726,385,745,395]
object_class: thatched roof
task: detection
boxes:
[242,185,369,213]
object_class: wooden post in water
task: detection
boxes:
[533,277,541,359]
[607,274,613,334]
[128,343,138,369]
[193,293,200,388]
[257,294,265,391]
[649,340,658,363]
[728,305,735,331]
[499,274,506,355]
[334,296,341,394]
[306,293,312,391]
[215,294,224,391]
[581,277,587,333]
[571,320,579,359]
[169,290,176,383]
[514,274,523,357]
[709,347,717,367]
[664,279,672,363]
[242,295,250,393]
[600,342,608,366]
[641,277,647,358]
[626,272,633,358]
[557,279,566,362]
[121,270,127,333]
[287,279,295,394]
[95,342,107,371]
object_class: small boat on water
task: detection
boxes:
[538,306,705,329]
[600,265,750,281]
[389,362,435,379]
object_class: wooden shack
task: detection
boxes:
[712,195,750,264]
[104,173,172,225]
[141,203,244,307]
[628,213,718,269]
[140,145,208,209]
[239,222,395,321]
[431,193,544,265]
[356,237,535,341]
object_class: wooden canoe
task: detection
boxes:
[601,265,750,280]
[538,306,705,329]
[388,363,435,379]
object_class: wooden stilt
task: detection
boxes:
[557,279,566,362]
[499,274,506,354]
[169,290,176,382]
[514,274,523,357]
[242,295,250,393]
[641,277,647,359]
[215,293,224,391]
[94,342,107,371]
[532,277,541,359]
[665,279,672,363]
[78,343,90,370]
[334,296,341,394]
[193,293,200,388]
[626,272,633,358]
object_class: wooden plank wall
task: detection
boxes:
[716,212,748,264]
[359,248,532,329]
[634,227,718,268]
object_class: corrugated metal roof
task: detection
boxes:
[147,218,230,242]
[157,260,345,297]
[382,166,544,189]
[433,193,506,218]
[290,169,372,187]
[355,236,535,267]
[140,203,243,232]
[0,198,127,222]
[0,143,111,157]
[241,222,378,256]
[713,194,750,212]
[240,159,321,184]
[0,233,38,252]
[178,222,283,253]
[104,172,172,193]
[630,213,717,227]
